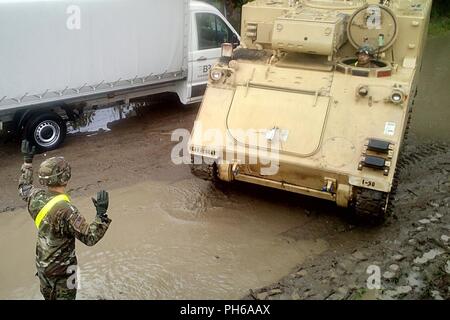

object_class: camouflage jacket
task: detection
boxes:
[19,163,111,277]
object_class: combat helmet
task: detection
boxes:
[38,157,72,187]
[356,45,375,56]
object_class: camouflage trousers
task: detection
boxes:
[38,272,77,300]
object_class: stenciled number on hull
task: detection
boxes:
[362,179,376,188]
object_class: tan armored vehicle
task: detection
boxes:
[188,0,432,222]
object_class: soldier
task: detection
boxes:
[18,140,112,300]
[355,45,377,68]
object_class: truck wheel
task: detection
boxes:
[25,112,67,152]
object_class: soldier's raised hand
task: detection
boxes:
[92,190,109,222]
[21,140,36,164]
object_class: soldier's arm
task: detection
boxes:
[19,140,38,202]
[18,163,37,202]
[65,204,112,247]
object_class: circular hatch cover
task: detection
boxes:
[347,4,398,53]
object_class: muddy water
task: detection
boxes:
[67,104,137,135]
[0,178,327,300]
[413,33,450,142]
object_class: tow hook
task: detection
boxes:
[322,178,336,193]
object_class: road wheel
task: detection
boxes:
[25,112,67,152]
[351,188,389,225]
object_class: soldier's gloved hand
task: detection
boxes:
[21,140,36,164]
[92,190,109,222]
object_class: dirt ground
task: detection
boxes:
[0,35,449,300]
[246,140,450,300]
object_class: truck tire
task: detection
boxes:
[24,112,67,152]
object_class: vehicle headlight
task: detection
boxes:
[210,69,223,82]
[357,85,369,97]
[390,89,404,104]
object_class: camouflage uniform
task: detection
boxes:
[19,163,111,300]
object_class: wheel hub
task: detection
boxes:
[34,120,60,147]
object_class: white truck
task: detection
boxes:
[0,0,239,150]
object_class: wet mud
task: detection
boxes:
[247,141,449,300]
[412,33,450,142]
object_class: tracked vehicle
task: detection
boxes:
[188,0,432,222]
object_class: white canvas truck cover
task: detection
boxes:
[0,0,188,111]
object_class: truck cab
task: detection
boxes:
[183,1,240,104]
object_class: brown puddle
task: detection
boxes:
[67,104,138,135]
[0,178,327,300]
